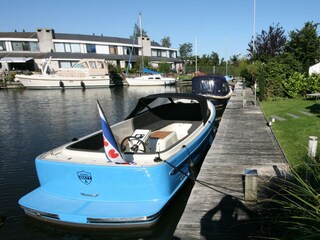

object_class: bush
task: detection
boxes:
[158,62,170,74]
[257,61,286,100]
[306,74,320,94]
[265,156,320,239]
[282,72,306,98]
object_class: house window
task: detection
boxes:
[96,45,108,54]
[169,51,176,58]
[70,43,81,53]
[54,43,64,52]
[86,44,96,53]
[123,46,130,55]
[11,41,39,51]
[109,46,118,54]
[0,41,6,51]
[122,46,138,55]
[30,42,39,51]
[54,43,81,53]
[64,43,71,52]
[12,42,26,51]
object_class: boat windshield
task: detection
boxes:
[73,62,87,69]
[200,79,215,93]
[97,61,104,69]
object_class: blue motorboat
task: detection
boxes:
[19,93,216,228]
[192,75,233,108]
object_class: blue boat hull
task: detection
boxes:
[19,123,214,227]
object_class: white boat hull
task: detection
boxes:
[15,74,113,89]
[126,76,176,86]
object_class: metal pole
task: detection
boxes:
[225,61,228,75]
[253,0,257,107]
[139,13,144,72]
[253,0,256,54]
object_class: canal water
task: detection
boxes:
[0,85,203,240]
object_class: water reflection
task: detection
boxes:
[0,85,194,239]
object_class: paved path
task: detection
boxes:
[173,81,288,240]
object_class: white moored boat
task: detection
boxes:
[126,70,176,86]
[14,58,114,89]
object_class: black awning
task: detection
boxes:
[126,93,210,124]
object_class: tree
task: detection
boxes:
[179,42,193,60]
[285,21,320,74]
[161,36,171,48]
[209,51,219,66]
[135,56,150,72]
[248,23,287,62]
[229,54,241,66]
[130,23,148,39]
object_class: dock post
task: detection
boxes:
[308,136,318,158]
[242,89,246,107]
[244,169,258,201]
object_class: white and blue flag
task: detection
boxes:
[96,100,126,163]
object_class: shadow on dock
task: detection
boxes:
[174,80,289,239]
[200,195,259,240]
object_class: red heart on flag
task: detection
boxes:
[108,149,119,159]
[104,139,109,147]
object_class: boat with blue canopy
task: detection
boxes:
[19,93,216,228]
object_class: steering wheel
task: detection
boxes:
[120,136,146,153]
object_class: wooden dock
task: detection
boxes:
[173,81,288,239]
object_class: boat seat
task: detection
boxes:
[148,131,178,152]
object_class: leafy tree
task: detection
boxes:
[179,42,193,60]
[229,54,241,66]
[256,60,287,100]
[285,21,320,74]
[135,56,150,72]
[209,51,219,66]
[198,54,209,65]
[248,23,287,62]
[161,36,171,48]
[130,23,148,39]
[282,72,306,98]
[220,57,225,66]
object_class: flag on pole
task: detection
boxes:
[96,100,126,163]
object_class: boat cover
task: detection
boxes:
[143,68,160,74]
[125,93,209,124]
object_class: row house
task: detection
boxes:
[0,28,181,73]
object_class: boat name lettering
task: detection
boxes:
[77,171,92,185]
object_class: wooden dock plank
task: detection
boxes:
[173,82,288,240]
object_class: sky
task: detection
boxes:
[1,0,320,60]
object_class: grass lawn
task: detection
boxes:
[260,98,320,166]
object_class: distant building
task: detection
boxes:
[0,28,181,73]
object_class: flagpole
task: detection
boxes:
[253,0,257,107]
[195,37,197,73]
[96,100,126,163]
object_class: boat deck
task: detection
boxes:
[174,81,288,239]
[43,120,204,166]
